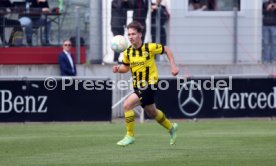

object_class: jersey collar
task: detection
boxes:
[132,42,144,50]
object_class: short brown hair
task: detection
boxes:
[127,21,144,33]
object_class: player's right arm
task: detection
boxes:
[112,64,130,73]
[112,48,130,73]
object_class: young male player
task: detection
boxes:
[112,21,179,146]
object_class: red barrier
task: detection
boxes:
[0,47,86,64]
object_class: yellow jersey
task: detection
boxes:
[122,43,164,87]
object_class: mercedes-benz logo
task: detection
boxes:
[178,80,204,117]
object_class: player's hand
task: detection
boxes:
[112,65,120,73]
[171,65,179,76]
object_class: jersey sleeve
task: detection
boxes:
[122,50,130,65]
[149,43,164,55]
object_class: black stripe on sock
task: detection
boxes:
[125,116,135,123]
[157,114,166,124]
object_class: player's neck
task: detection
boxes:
[133,41,143,49]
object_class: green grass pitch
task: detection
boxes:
[0,119,275,166]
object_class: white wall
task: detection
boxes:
[169,0,262,64]
[101,0,262,64]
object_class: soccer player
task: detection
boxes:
[112,21,179,146]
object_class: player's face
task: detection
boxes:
[127,28,142,46]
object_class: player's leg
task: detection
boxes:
[144,104,178,145]
[117,93,140,146]
[140,85,173,131]
[144,104,173,131]
[123,93,140,137]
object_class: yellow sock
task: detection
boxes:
[155,109,172,131]
[124,110,135,137]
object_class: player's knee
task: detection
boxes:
[123,102,132,111]
[145,108,157,118]
[146,112,154,118]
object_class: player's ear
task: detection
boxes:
[139,32,142,38]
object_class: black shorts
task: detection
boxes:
[134,84,157,108]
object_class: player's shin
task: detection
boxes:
[155,109,172,130]
[124,110,135,137]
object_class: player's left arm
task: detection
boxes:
[164,46,179,76]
